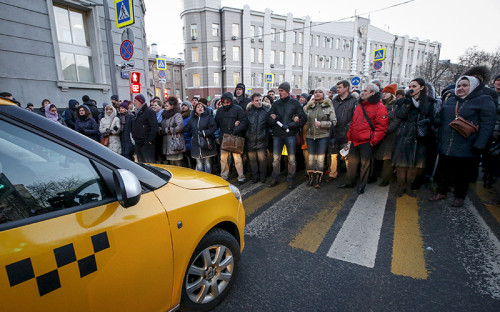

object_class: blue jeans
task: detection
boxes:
[196,157,213,173]
[272,136,297,182]
[306,137,328,172]
[248,148,267,180]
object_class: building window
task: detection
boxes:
[213,47,220,62]
[279,51,284,65]
[257,73,263,86]
[271,28,276,41]
[270,50,275,65]
[298,53,302,66]
[258,49,263,63]
[291,75,295,87]
[342,39,346,50]
[335,57,339,69]
[336,38,340,49]
[193,73,200,87]
[292,52,296,66]
[321,56,325,68]
[330,38,334,49]
[299,32,303,44]
[190,24,197,38]
[315,55,318,68]
[233,72,240,85]
[251,48,255,63]
[191,47,199,62]
[214,72,220,87]
[341,57,345,69]
[279,74,284,84]
[258,26,263,39]
[297,75,302,88]
[326,56,331,69]
[279,29,284,42]
[250,25,255,38]
[212,23,219,36]
[323,36,327,48]
[53,5,94,82]
[232,23,239,37]
[293,32,297,44]
[233,46,240,62]
[316,35,320,47]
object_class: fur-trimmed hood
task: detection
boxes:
[359,91,382,105]
[304,97,333,111]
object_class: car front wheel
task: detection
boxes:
[180,228,240,312]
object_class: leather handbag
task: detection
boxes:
[199,135,213,150]
[170,133,184,151]
[100,135,109,146]
[449,101,479,138]
[221,133,245,154]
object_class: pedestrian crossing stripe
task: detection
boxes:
[373,48,386,61]
[115,0,134,28]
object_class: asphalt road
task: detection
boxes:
[215,173,500,312]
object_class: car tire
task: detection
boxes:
[180,228,240,312]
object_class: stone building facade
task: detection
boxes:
[181,0,441,100]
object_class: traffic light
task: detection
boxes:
[130,72,141,93]
[164,89,169,99]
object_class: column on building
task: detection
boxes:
[409,37,419,78]
[263,9,272,91]
[398,35,410,85]
[285,13,294,84]
[302,16,311,92]
[242,5,251,89]
[350,17,358,76]
[362,26,371,78]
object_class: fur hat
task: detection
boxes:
[134,94,146,104]
[382,84,397,95]
[278,82,291,94]
[463,65,491,83]
[236,83,245,90]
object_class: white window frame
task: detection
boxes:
[233,46,240,62]
[47,1,108,91]
[212,23,220,37]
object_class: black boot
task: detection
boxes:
[307,171,314,187]
[314,172,322,189]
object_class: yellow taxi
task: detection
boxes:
[0,97,245,311]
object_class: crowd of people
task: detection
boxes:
[4,65,500,208]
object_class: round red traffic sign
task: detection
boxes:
[120,40,134,60]
[373,61,383,70]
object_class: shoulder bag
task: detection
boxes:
[449,101,479,138]
[221,133,245,154]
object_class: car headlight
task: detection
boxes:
[229,184,242,203]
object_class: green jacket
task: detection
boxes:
[304,98,337,140]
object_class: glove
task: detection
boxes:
[113,126,119,131]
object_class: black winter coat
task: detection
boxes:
[184,110,218,159]
[84,101,100,124]
[392,95,436,168]
[268,96,307,138]
[245,105,272,149]
[215,103,248,137]
[373,95,401,160]
[437,86,496,158]
[131,104,158,145]
[75,116,99,142]
[331,93,358,143]
[118,112,135,156]
[234,95,251,112]
[63,101,78,130]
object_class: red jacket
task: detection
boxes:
[347,93,388,147]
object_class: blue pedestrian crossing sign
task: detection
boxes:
[351,76,361,86]
[373,48,386,62]
[115,0,134,28]
[265,73,274,84]
[156,58,167,70]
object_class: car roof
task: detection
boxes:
[0,104,168,189]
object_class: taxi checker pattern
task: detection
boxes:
[5,231,110,296]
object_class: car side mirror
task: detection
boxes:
[113,169,141,208]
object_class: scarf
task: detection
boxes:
[45,109,59,122]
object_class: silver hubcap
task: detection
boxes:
[185,245,234,304]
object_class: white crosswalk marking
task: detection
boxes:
[327,184,389,268]
[445,198,500,299]
[245,183,313,238]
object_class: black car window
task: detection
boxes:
[0,120,112,225]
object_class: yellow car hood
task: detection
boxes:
[150,164,230,190]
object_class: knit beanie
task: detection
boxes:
[382,84,397,95]
[134,94,146,104]
[330,85,337,93]
[278,82,291,94]
[181,101,192,110]
[314,87,327,99]
[300,93,309,99]
[119,101,129,110]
